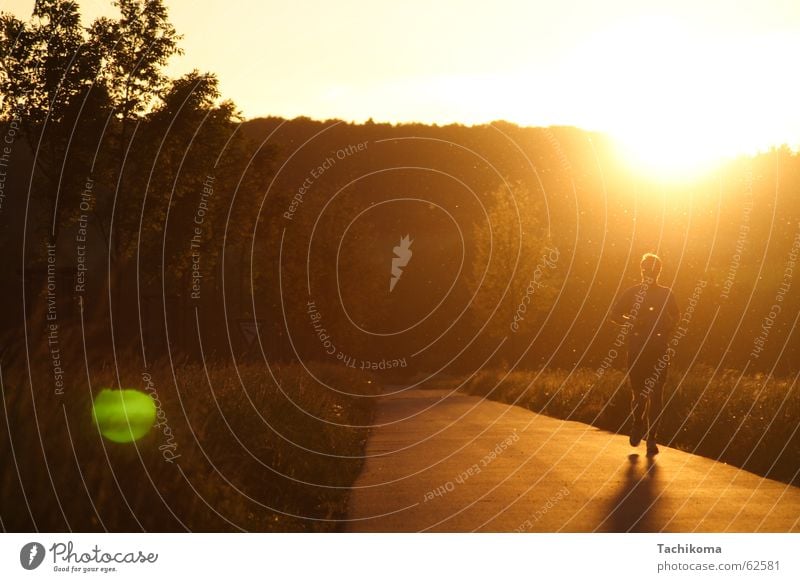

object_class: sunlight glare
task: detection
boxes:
[557,15,800,180]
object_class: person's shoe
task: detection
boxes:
[646,440,659,457]
[629,423,643,447]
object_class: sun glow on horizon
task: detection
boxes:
[2,0,799,179]
[554,15,800,180]
[289,12,800,181]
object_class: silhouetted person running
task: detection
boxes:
[609,253,679,457]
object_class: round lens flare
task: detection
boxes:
[92,389,157,443]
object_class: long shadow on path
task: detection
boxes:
[600,454,660,532]
[347,389,800,531]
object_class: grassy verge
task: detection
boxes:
[1,354,375,531]
[460,365,799,485]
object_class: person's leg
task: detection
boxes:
[646,381,663,441]
[645,350,667,456]
[628,351,648,446]
[629,372,648,425]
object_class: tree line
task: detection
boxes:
[2,1,800,379]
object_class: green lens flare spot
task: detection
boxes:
[92,389,157,443]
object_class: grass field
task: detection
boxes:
[5,340,798,532]
[460,365,800,485]
[0,351,376,532]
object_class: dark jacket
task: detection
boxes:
[610,281,679,354]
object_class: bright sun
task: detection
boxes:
[612,120,730,181]
[555,14,799,181]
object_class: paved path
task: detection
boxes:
[346,389,800,532]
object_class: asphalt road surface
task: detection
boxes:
[346,389,800,532]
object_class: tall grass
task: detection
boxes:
[1,348,376,532]
[461,365,799,485]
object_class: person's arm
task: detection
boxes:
[608,288,633,326]
[665,290,680,332]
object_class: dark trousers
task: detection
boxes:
[628,341,669,442]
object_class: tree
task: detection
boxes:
[467,180,560,342]
[92,0,182,122]
[0,0,274,356]
[0,0,110,243]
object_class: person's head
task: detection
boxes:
[640,252,662,282]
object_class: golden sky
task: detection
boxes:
[3,0,799,173]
